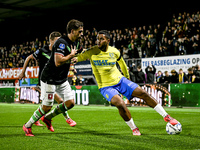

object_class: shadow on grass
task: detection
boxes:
[0,125,199,150]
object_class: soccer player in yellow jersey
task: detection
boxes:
[73,30,179,136]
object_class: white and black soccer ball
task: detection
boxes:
[166,122,182,135]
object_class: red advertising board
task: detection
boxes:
[0,67,39,80]
[0,65,75,80]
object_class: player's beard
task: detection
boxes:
[99,44,107,52]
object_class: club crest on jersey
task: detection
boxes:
[109,53,115,59]
[59,43,65,50]
[48,94,53,100]
[35,50,40,54]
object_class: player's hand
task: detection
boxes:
[70,45,77,57]
[71,57,78,64]
[18,72,25,80]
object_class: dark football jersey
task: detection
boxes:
[32,45,51,85]
[41,36,79,85]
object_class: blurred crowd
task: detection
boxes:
[0,10,200,73]
[129,63,200,84]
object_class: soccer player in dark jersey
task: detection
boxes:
[23,19,83,136]
[19,31,77,127]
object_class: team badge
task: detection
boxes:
[48,94,53,100]
[109,53,114,59]
[59,43,65,50]
[35,50,40,54]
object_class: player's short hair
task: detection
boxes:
[49,31,62,40]
[66,19,83,34]
[98,30,110,39]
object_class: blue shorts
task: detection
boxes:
[99,77,138,102]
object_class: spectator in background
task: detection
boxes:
[145,41,154,57]
[193,34,200,54]
[187,67,200,83]
[192,36,200,54]
[173,41,179,55]
[142,26,147,35]
[170,69,179,83]
[156,70,165,84]
[128,44,139,59]
[194,64,200,75]
[163,71,171,84]
[35,38,39,49]
[178,68,188,83]
[77,75,85,85]
[156,46,165,57]
[149,34,156,50]
[132,30,137,39]
[183,37,190,53]
[133,34,141,48]
[177,27,184,39]
[162,37,168,56]
[140,33,147,54]
[43,36,49,46]
[146,30,151,40]
[122,46,129,59]
[131,65,146,84]
[166,40,173,56]
[71,75,78,85]
[145,63,156,83]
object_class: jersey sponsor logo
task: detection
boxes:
[56,48,65,53]
[59,43,65,50]
[93,60,116,66]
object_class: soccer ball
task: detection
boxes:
[166,122,182,135]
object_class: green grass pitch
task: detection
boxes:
[0,103,200,150]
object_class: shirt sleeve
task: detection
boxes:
[77,46,100,62]
[54,40,67,56]
[32,49,40,59]
[116,50,130,79]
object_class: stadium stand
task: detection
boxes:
[0,11,200,85]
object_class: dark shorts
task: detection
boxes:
[99,77,138,102]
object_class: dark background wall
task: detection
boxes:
[0,1,198,46]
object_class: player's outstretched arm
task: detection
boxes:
[18,54,35,80]
[75,46,100,62]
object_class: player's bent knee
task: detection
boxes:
[64,99,75,109]
[111,95,125,108]
[115,100,125,108]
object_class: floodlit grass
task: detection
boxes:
[0,103,200,150]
